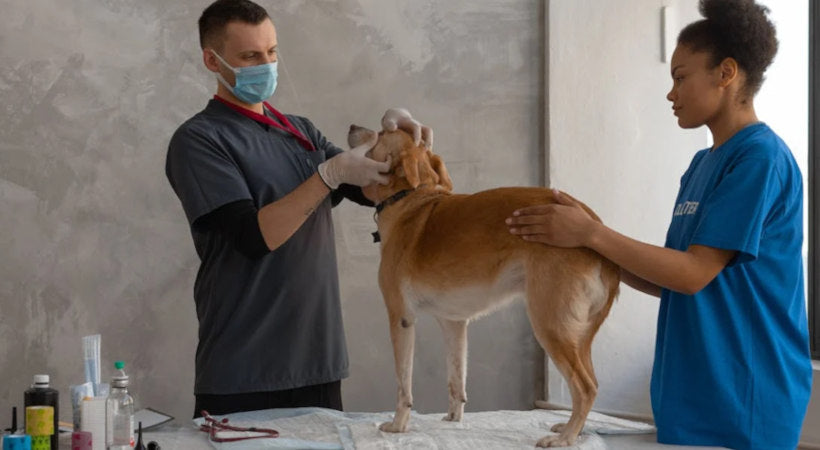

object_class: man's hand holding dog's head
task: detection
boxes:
[381,108,433,149]
[317,131,391,189]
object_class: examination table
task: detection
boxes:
[61,407,728,449]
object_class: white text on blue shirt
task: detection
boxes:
[674,201,699,216]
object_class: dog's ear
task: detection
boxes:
[400,149,422,188]
[427,151,453,191]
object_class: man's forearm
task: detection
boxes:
[257,173,331,251]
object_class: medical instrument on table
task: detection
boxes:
[135,421,146,450]
[3,406,17,434]
[199,410,279,443]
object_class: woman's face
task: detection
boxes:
[666,45,726,129]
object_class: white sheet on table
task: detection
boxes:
[190,407,654,449]
[340,410,606,450]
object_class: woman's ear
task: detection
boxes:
[718,57,739,88]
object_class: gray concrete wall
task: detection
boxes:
[0,0,544,427]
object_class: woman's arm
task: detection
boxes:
[620,268,662,298]
[506,190,735,295]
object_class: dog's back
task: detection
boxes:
[379,186,618,325]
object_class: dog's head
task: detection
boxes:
[348,124,453,203]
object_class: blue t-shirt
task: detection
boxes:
[652,123,812,450]
[166,99,349,395]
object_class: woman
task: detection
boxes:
[506,1,812,448]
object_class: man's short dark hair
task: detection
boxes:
[198,0,270,50]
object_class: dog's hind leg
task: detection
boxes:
[537,342,597,447]
[436,317,468,422]
[379,290,416,433]
[526,266,602,447]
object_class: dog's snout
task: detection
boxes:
[349,124,363,132]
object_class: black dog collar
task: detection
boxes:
[375,189,414,214]
[372,189,415,243]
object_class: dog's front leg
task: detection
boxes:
[380,311,416,433]
[437,318,467,422]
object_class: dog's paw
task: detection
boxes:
[549,422,567,433]
[379,421,407,433]
[441,411,463,422]
[536,434,576,448]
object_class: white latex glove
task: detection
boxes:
[317,139,391,189]
[381,108,434,149]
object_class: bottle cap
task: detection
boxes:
[32,374,49,386]
[112,361,128,387]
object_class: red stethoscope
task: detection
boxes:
[199,410,279,443]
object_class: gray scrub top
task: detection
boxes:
[166,98,348,395]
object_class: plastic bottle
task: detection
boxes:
[23,374,59,450]
[106,361,134,449]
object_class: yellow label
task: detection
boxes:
[25,405,54,436]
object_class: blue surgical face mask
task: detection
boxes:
[212,50,278,104]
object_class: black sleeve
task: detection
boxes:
[331,183,375,208]
[192,200,270,259]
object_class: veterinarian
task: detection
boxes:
[165,0,431,418]
[506,0,811,449]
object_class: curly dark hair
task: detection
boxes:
[198,0,270,50]
[677,0,778,99]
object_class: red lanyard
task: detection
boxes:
[214,95,316,152]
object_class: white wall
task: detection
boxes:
[546,0,703,416]
[756,0,809,290]
[547,1,818,446]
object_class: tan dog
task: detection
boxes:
[349,125,619,448]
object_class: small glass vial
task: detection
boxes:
[106,361,135,449]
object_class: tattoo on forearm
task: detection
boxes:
[304,196,324,216]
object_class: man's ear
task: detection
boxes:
[203,48,220,73]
